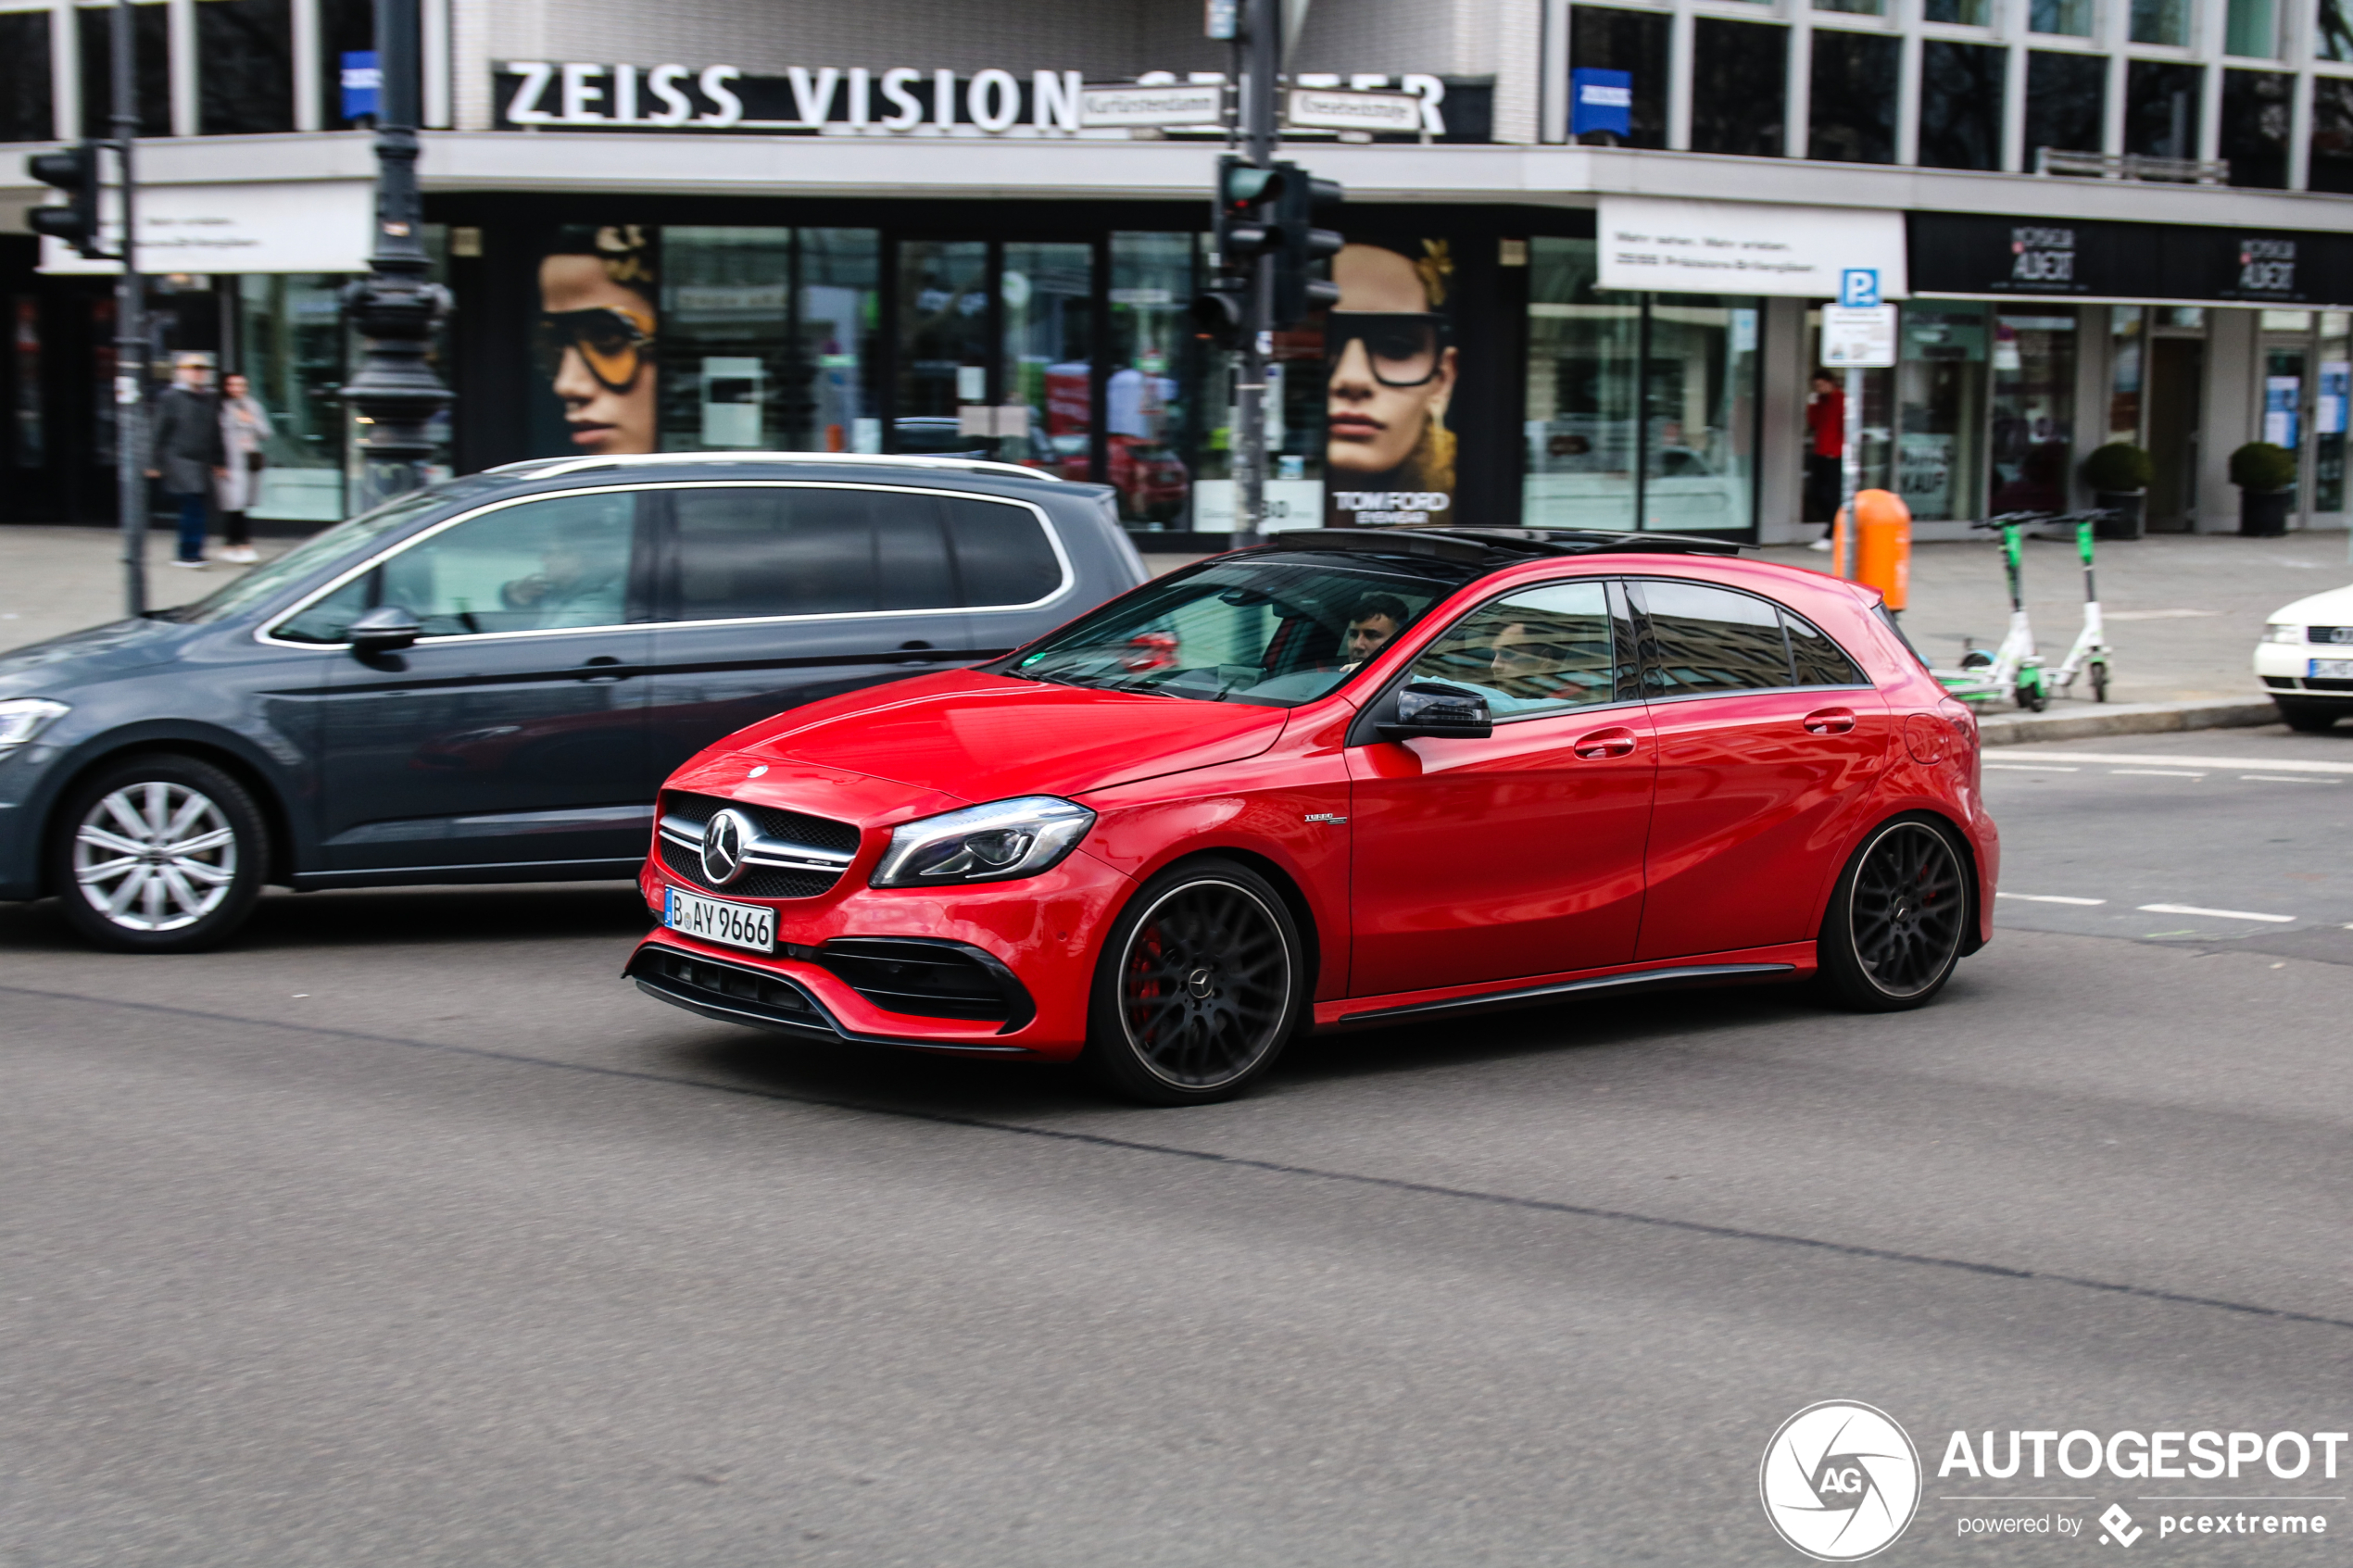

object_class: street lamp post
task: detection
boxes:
[109,0,145,618]
[1227,0,1280,546]
[339,0,451,509]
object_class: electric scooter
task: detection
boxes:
[2040,510,2113,702]
[1940,513,2048,711]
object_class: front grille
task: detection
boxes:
[664,791,862,854]
[2264,675,2298,689]
[658,789,862,900]
[2310,626,2353,645]
[2307,677,2353,692]
[629,947,838,1036]
[660,841,841,900]
[817,937,1035,1026]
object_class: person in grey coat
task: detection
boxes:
[145,356,226,568]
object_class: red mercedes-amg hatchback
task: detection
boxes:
[626,528,1997,1104]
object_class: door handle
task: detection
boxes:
[1803,707,1856,734]
[889,639,942,665]
[578,656,625,684]
[1572,726,1637,759]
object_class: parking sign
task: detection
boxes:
[1840,269,1880,307]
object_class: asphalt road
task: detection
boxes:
[5,726,2352,1565]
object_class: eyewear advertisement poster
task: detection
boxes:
[1321,236,1461,529]
[535,225,664,458]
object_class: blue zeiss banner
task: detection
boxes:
[1570,69,1632,137]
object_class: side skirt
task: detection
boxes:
[1315,944,1812,1030]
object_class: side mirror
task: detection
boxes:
[347,604,422,655]
[1377,681,1493,742]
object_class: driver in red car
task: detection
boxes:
[1339,594,1410,671]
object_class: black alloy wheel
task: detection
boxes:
[1816,816,1969,1011]
[47,752,268,953]
[1085,859,1305,1106]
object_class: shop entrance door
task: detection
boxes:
[892,238,1094,477]
[2145,337,2202,530]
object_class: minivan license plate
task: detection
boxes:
[665,886,774,954]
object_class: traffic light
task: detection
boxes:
[1269,160,1343,330]
[1191,155,1284,348]
[27,144,108,259]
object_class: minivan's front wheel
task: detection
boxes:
[48,753,267,953]
[1816,816,1969,1011]
[1084,859,1305,1106]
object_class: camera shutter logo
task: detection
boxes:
[1760,1401,1921,1561]
[699,809,752,886]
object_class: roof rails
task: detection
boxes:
[484,451,1064,483]
[1253,526,1747,561]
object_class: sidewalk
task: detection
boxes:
[7,521,2347,721]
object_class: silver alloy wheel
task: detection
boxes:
[72,781,239,932]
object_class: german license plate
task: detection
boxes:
[2311,659,2353,679]
[665,886,774,954]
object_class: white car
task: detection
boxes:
[2256,583,2353,732]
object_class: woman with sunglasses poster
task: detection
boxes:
[537,225,660,455]
[1323,239,1458,529]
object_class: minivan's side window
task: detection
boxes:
[271,492,637,644]
[1785,609,1870,687]
[1634,580,1794,696]
[1408,580,1621,719]
[666,486,1062,622]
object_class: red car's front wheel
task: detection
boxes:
[1083,859,1305,1106]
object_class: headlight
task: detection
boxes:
[2263,623,2305,645]
[870,797,1096,888]
[0,698,69,758]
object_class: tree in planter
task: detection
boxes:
[2229,441,2298,536]
[2080,442,2154,538]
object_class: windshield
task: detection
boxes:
[171,483,485,625]
[999,549,1478,707]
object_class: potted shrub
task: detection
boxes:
[2230,441,2298,536]
[2079,443,2153,540]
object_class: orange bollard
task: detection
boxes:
[1831,504,1852,582]
[1850,487,1911,611]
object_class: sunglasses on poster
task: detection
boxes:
[535,306,657,393]
[1325,312,1448,388]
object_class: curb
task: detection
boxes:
[1979,697,2279,747]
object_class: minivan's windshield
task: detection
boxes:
[999,548,1477,707]
[170,482,490,625]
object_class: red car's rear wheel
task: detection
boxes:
[1817,816,1969,1010]
[1084,859,1304,1106]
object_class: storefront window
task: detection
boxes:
[799,230,883,453]
[895,239,991,453]
[1990,312,2076,511]
[661,227,790,453]
[2317,313,2348,515]
[2108,306,2145,444]
[236,274,356,522]
[1524,239,1758,535]
[1525,239,1639,531]
[1898,303,1988,521]
[1109,233,1198,527]
[1000,241,1093,480]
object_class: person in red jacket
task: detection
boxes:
[1804,370,1844,548]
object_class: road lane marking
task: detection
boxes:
[2104,608,2221,620]
[1998,893,2108,905]
[2137,903,2297,923]
[2240,773,2338,784]
[1986,763,2081,771]
[2110,769,2206,778]
[2026,751,2353,774]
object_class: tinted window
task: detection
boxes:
[274,491,637,643]
[941,495,1062,607]
[1785,610,1871,686]
[671,486,954,620]
[1409,581,1623,719]
[1636,580,1793,695]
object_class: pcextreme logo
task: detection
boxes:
[1761,1401,1924,1561]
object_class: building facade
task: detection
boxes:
[5,0,2353,542]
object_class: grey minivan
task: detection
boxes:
[0,453,1148,952]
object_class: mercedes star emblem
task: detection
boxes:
[699,809,753,886]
